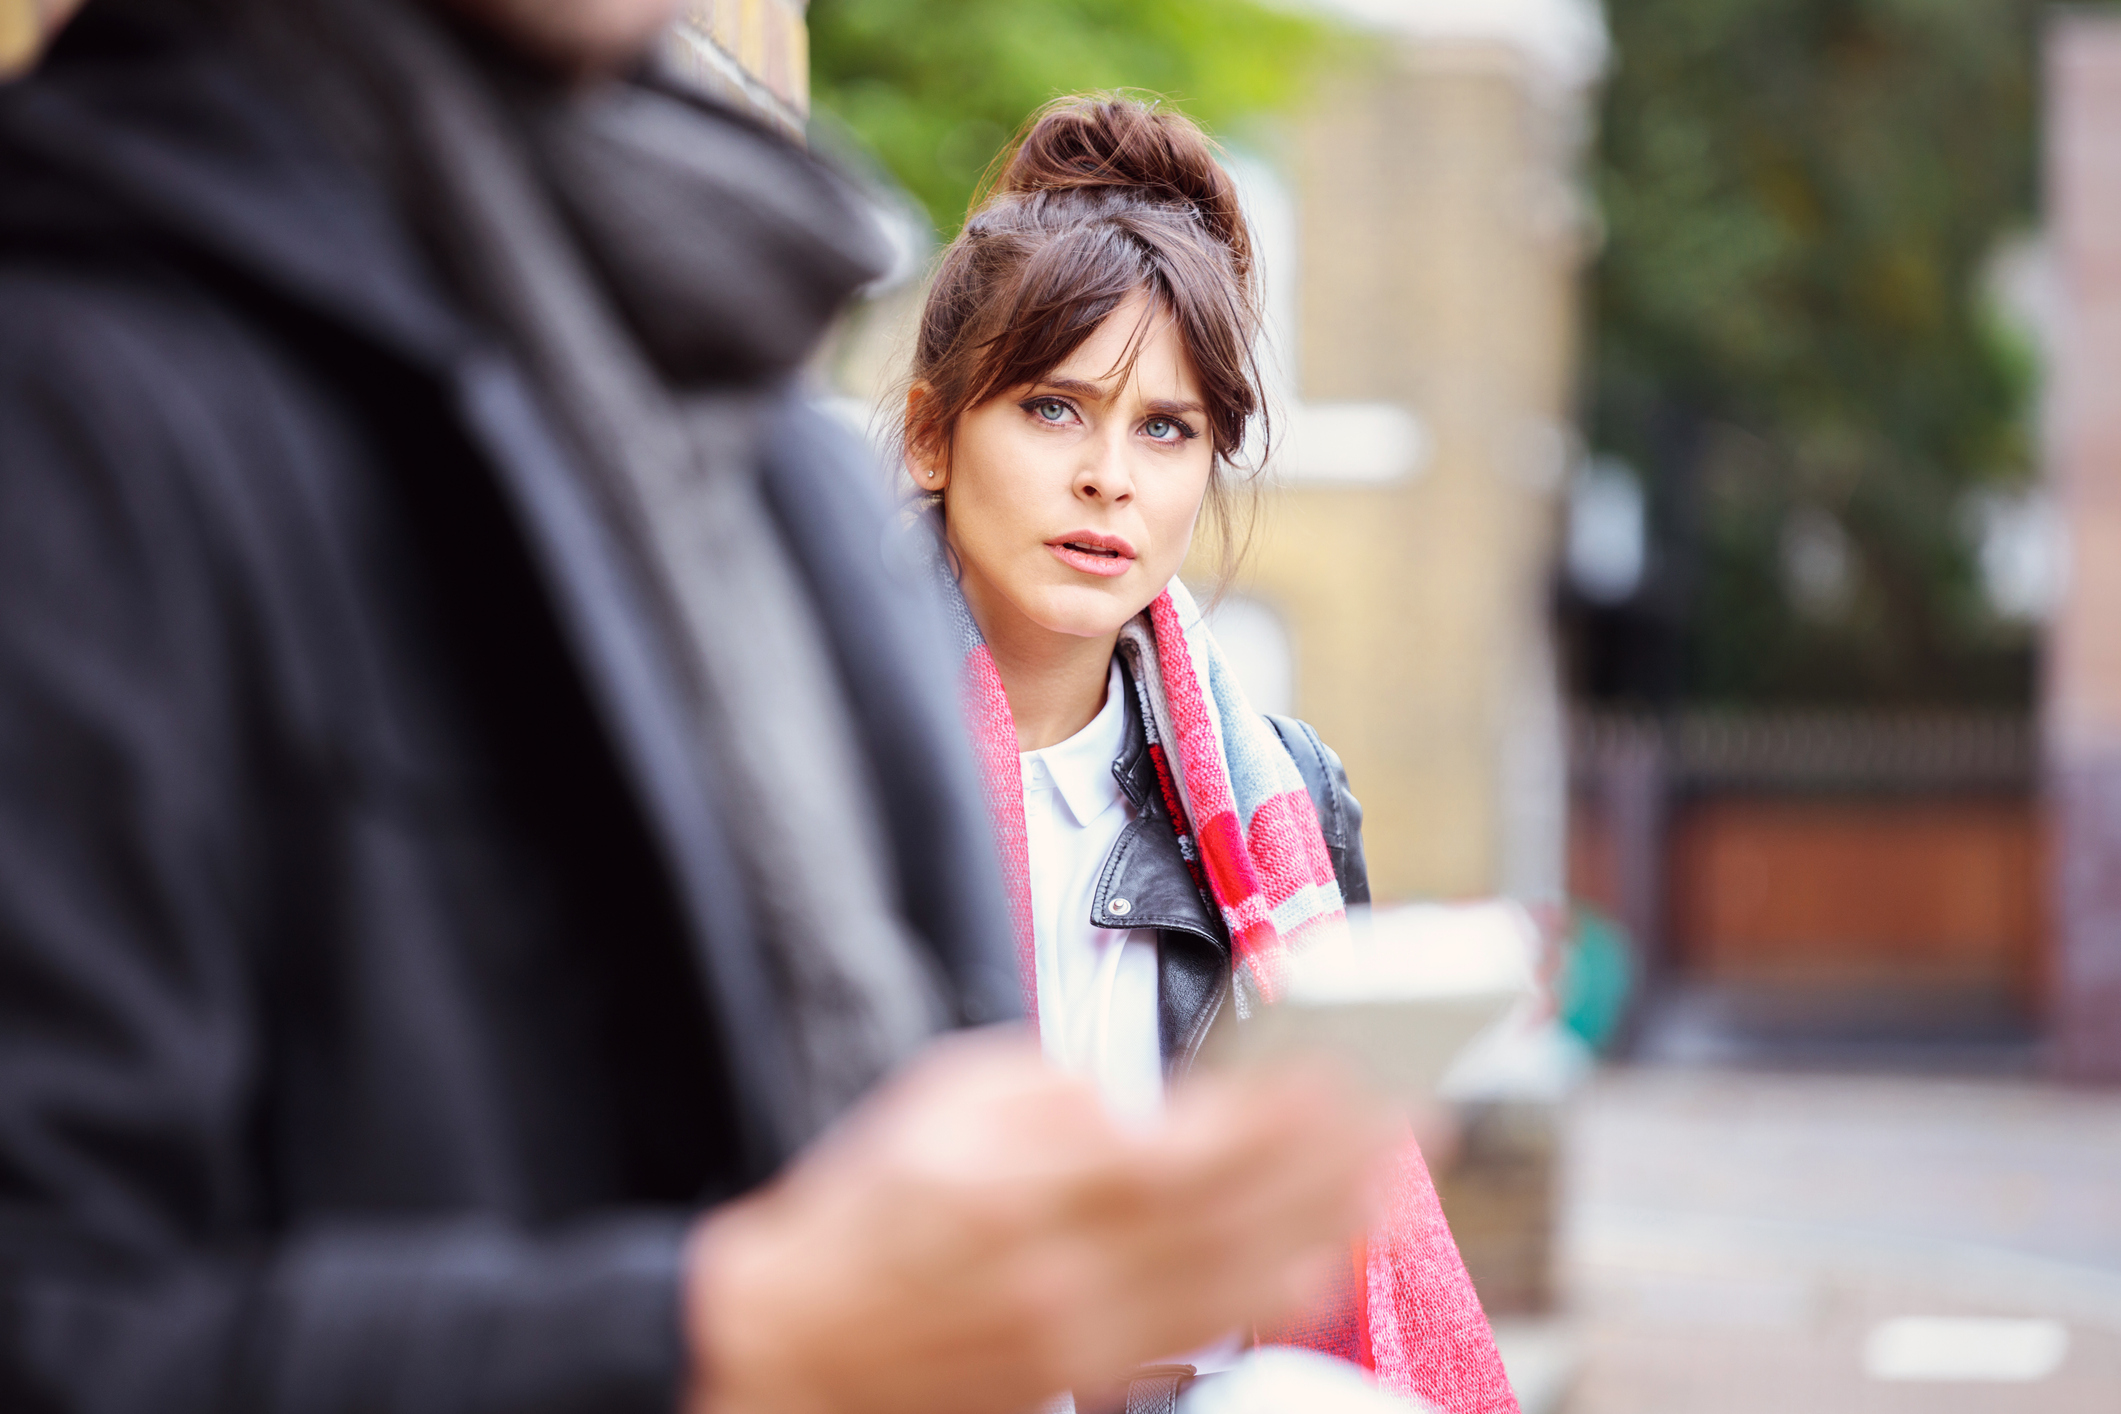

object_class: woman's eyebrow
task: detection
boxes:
[1034,376,1109,399]
[1032,379,1204,417]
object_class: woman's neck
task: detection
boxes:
[976,612,1121,754]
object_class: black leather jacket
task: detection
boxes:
[1094,661,1371,1079]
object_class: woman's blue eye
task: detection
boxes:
[1146,417,1180,440]
[1036,401,1069,421]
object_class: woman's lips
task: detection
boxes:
[1046,532,1137,578]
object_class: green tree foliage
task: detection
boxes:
[808,0,1327,233]
[1589,0,2054,706]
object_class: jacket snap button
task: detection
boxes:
[1108,897,1132,917]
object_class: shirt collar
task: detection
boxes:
[1022,660,1128,829]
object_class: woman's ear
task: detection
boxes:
[905,383,948,490]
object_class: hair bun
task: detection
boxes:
[991,94,1251,278]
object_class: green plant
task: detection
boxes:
[1590,0,2060,706]
[810,0,1330,233]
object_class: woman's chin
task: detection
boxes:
[1023,582,1161,642]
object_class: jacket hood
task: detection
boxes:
[0,0,471,365]
[0,0,891,386]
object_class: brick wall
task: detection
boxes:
[1212,41,1594,906]
[2046,14,2121,1077]
[666,0,809,136]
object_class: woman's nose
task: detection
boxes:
[1076,433,1133,502]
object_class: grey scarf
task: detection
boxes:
[246,0,948,1150]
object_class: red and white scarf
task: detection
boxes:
[942,564,1519,1413]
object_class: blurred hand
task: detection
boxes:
[683,1030,1399,1414]
[1406,1095,1462,1177]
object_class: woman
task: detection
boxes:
[900,95,1519,1413]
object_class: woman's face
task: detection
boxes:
[925,291,1215,652]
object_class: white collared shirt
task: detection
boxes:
[1022,661,1165,1129]
[1022,661,1246,1379]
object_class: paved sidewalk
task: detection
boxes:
[1557,1066,2121,1412]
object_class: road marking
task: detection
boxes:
[1863,1316,2068,1382]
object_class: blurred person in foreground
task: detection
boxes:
[899,96,1515,1414]
[0,1,1405,1411]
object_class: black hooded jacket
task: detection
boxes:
[0,6,1016,1412]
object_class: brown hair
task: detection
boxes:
[901,93,1267,569]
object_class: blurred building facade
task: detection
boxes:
[668,0,809,135]
[1201,0,1605,910]
[1196,0,1608,1335]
